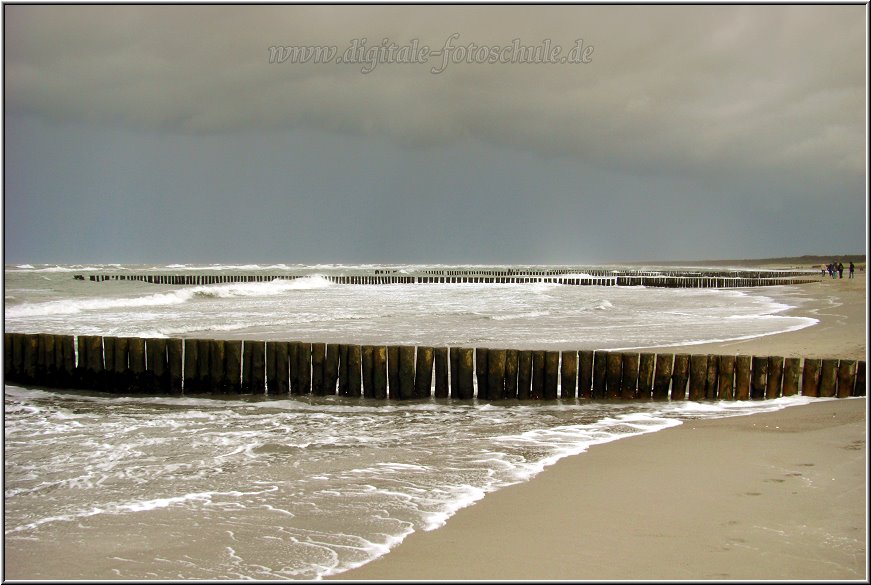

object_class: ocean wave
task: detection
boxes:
[5,291,193,318]
[490,310,551,321]
[6,264,105,273]
[159,263,299,271]
[5,277,334,319]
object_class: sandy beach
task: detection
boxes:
[658,269,867,360]
[333,272,867,581]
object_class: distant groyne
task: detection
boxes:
[75,266,820,288]
[5,332,864,401]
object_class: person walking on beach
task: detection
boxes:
[837,261,844,279]
[828,263,835,278]
[849,262,855,278]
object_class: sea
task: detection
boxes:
[3,263,829,580]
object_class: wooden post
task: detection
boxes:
[7,333,23,382]
[653,353,674,400]
[455,347,474,400]
[449,347,460,399]
[208,339,226,393]
[20,333,37,385]
[688,354,708,401]
[592,351,608,399]
[578,350,594,399]
[781,357,801,396]
[99,336,118,392]
[544,351,560,400]
[287,341,299,394]
[57,334,76,389]
[373,346,388,399]
[750,356,768,399]
[415,346,435,398]
[854,361,866,396]
[517,350,533,400]
[241,340,263,394]
[269,341,290,395]
[397,345,415,400]
[837,360,856,398]
[265,341,277,394]
[801,358,820,397]
[251,340,266,395]
[388,346,400,400]
[162,338,182,394]
[49,334,70,388]
[605,352,623,399]
[717,355,735,400]
[224,340,242,394]
[485,348,506,400]
[818,359,838,397]
[620,352,639,400]
[23,333,43,389]
[195,338,211,392]
[37,333,56,387]
[324,344,340,396]
[476,348,489,399]
[504,349,519,399]
[311,343,326,395]
[671,354,689,400]
[766,356,784,399]
[531,350,545,400]
[704,354,719,400]
[734,355,752,400]
[347,345,362,397]
[434,347,449,398]
[128,337,146,393]
[637,353,655,400]
[361,345,375,398]
[560,350,578,399]
[338,345,350,396]
[147,338,169,393]
[3,332,14,381]
[87,335,105,389]
[298,342,312,395]
[184,339,200,394]
[73,334,89,387]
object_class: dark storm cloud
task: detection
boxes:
[6,5,864,179]
[3,4,866,263]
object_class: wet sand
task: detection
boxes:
[333,273,867,581]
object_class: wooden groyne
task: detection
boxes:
[4,332,864,401]
[75,267,819,288]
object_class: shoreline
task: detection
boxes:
[333,398,866,581]
[332,273,867,581]
[635,272,867,360]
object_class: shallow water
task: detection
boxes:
[4,384,824,580]
[4,263,816,349]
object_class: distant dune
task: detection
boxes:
[638,254,866,269]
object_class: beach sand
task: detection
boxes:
[657,270,867,360]
[332,273,867,581]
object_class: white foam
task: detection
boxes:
[5,276,335,320]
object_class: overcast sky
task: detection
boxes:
[3,4,867,265]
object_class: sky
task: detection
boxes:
[2,4,867,265]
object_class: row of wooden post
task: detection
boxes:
[80,271,817,288]
[4,332,865,400]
